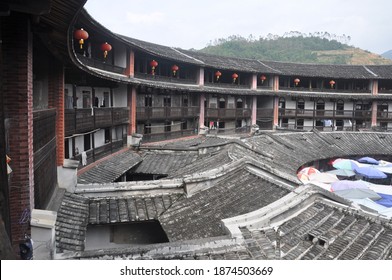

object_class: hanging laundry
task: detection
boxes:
[81,151,87,166]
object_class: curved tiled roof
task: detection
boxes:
[76,9,392,82]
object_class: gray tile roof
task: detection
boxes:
[159,168,290,241]
[241,201,392,260]
[77,149,142,184]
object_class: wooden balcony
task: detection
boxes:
[279,86,371,94]
[136,106,199,121]
[134,73,197,84]
[76,54,126,74]
[256,108,274,118]
[65,107,129,136]
[142,129,196,143]
[206,108,251,119]
[278,109,372,119]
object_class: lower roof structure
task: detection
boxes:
[55,131,392,260]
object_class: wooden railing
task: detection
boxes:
[278,109,373,119]
[279,86,371,94]
[134,73,197,84]
[76,54,126,74]
[65,107,129,136]
[142,129,195,143]
[137,106,200,121]
[206,108,251,119]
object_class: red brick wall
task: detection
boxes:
[48,61,65,166]
[2,13,34,250]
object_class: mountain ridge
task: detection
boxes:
[196,34,392,65]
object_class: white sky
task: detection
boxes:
[84,0,392,54]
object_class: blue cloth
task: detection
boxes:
[375,193,392,208]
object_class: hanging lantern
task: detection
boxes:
[260,75,267,84]
[329,80,336,88]
[73,28,89,49]
[294,78,300,86]
[100,42,112,59]
[215,71,222,81]
[232,73,239,83]
[171,65,179,76]
[150,60,158,75]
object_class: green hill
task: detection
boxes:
[197,33,392,65]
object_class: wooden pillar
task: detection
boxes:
[371,79,378,96]
[371,101,378,127]
[199,93,205,128]
[251,73,257,90]
[127,85,137,135]
[251,96,257,125]
[273,75,279,91]
[198,67,204,86]
[273,96,279,128]
[125,49,135,77]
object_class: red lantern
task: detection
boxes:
[294,78,300,86]
[74,28,89,49]
[260,75,267,84]
[150,60,158,75]
[100,42,112,59]
[232,73,239,83]
[171,65,179,76]
[329,80,336,88]
[215,71,222,81]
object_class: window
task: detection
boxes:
[279,98,286,109]
[164,96,171,107]
[164,121,171,132]
[104,128,110,143]
[183,96,188,107]
[336,100,344,115]
[296,119,304,129]
[145,95,152,107]
[236,98,243,109]
[219,97,226,109]
[144,123,151,134]
[297,99,305,110]
[181,121,187,130]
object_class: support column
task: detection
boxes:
[199,93,205,129]
[251,96,257,125]
[125,49,135,77]
[371,101,378,127]
[198,67,205,86]
[48,61,65,166]
[273,96,279,128]
[371,79,378,128]
[273,75,279,91]
[251,74,257,90]
[127,85,137,135]
[2,13,34,250]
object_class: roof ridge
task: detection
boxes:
[257,60,282,73]
[362,65,379,77]
[171,47,205,64]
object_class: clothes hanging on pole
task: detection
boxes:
[82,151,87,166]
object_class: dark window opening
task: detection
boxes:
[145,95,152,107]
[297,100,305,110]
[183,97,188,107]
[219,98,226,109]
[105,128,111,143]
[65,139,69,159]
[164,96,171,107]
[122,173,168,182]
[336,100,344,115]
[85,221,169,250]
[218,121,225,129]
[164,121,171,132]
[279,98,286,109]
[236,98,243,109]
[84,134,91,151]
[144,123,151,134]
[182,121,187,130]
[297,119,304,129]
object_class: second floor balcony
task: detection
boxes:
[65,107,129,136]
[279,108,373,119]
[206,108,251,119]
[137,106,199,121]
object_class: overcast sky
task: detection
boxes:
[84,0,391,54]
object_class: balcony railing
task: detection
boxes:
[279,86,371,94]
[279,124,368,131]
[204,82,251,89]
[278,109,372,119]
[256,108,274,118]
[65,107,129,136]
[136,106,199,121]
[76,54,126,74]
[206,108,251,119]
[142,129,195,143]
[377,111,392,119]
[33,109,56,152]
[134,73,197,84]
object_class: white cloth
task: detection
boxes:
[81,151,87,166]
